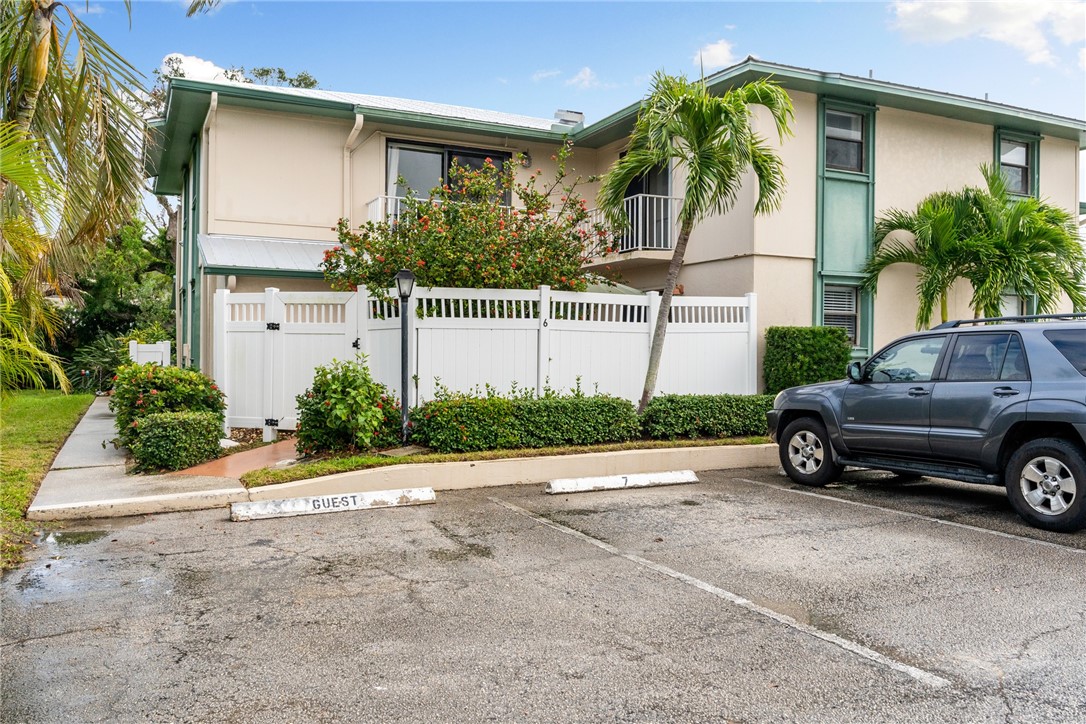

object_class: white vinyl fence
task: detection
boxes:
[128,340,171,365]
[213,286,757,435]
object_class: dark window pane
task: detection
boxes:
[999,335,1029,381]
[946,333,1009,382]
[388,146,442,197]
[826,139,863,171]
[866,336,946,382]
[1044,329,1086,376]
[1001,165,1028,195]
[826,110,863,141]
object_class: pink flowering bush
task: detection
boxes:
[322,141,612,297]
[110,363,226,448]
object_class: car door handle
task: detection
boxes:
[907,387,930,397]
[993,387,1021,397]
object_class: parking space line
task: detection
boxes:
[737,478,1086,554]
[490,497,951,689]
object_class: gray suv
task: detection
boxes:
[767,315,1086,532]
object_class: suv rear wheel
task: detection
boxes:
[1005,438,1086,532]
[779,418,843,488]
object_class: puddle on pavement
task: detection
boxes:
[38,530,109,546]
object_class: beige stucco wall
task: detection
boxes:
[1039,135,1079,217]
[206,103,600,244]
[752,90,819,262]
[208,107,346,241]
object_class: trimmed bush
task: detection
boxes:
[412,390,639,453]
[641,394,775,439]
[763,326,851,395]
[294,357,400,456]
[129,411,222,471]
[512,396,640,448]
[411,393,517,453]
[110,363,225,447]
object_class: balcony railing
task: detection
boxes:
[366,195,414,222]
[582,194,681,255]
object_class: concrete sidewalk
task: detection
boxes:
[27,398,248,521]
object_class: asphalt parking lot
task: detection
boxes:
[3,467,1084,723]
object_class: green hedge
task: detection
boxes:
[411,392,639,453]
[640,394,774,439]
[129,411,222,471]
[110,363,225,447]
[763,326,851,395]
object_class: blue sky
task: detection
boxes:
[87,1,1085,194]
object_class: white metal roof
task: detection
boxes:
[194,79,557,132]
[198,234,333,273]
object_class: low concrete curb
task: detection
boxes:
[231,487,436,521]
[27,488,249,521]
[248,444,778,502]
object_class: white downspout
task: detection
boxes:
[200,92,218,235]
[198,92,217,371]
[343,112,365,223]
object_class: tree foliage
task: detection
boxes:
[598,72,794,411]
[322,143,606,296]
[863,164,1086,327]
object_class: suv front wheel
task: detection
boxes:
[1005,439,1086,532]
[779,418,843,488]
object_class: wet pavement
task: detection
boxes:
[3,467,1084,722]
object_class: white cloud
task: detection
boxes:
[693,39,736,71]
[891,1,1086,66]
[565,67,599,89]
[1080,47,1086,70]
[73,3,107,15]
[159,53,232,82]
[532,69,561,83]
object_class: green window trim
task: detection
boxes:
[815,97,876,358]
[995,128,1040,199]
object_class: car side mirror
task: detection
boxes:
[846,361,864,382]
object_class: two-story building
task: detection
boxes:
[145,58,1086,382]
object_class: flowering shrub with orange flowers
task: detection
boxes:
[322,142,611,297]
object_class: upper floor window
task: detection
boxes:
[386,141,510,200]
[825,110,865,173]
[996,131,1038,197]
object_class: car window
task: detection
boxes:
[999,335,1029,381]
[865,336,946,382]
[1043,329,1086,377]
[946,333,1011,382]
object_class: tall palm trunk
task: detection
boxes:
[13,0,54,132]
[638,217,693,414]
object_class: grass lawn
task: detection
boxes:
[0,391,94,570]
[242,436,770,488]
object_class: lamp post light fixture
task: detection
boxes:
[393,269,416,443]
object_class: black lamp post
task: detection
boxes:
[393,269,416,443]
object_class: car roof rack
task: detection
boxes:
[932,313,1086,329]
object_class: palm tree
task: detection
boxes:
[863,165,1086,328]
[1,0,146,249]
[598,72,794,412]
[1,0,146,389]
[0,122,67,391]
[964,164,1086,318]
[861,189,978,329]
